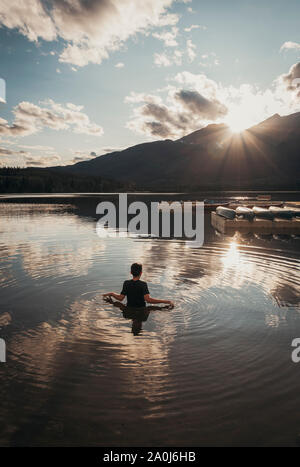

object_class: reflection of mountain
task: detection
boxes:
[55,112,300,190]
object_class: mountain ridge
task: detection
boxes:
[51,112,300,190]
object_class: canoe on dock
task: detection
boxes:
[269,206,294,219]
[236,206,255,220]
[216,206,236,219]
[253,206,274,220]
[211,211,300,235]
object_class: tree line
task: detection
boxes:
[0,167,135,193]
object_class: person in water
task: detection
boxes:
[103,262,174,308]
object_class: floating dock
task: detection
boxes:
[211,211,300,235]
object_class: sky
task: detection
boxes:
[0,0,299,168]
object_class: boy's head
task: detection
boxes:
[131,262,142,278]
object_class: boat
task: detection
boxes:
[269,206,294,219]
[236,206,255,220]
[216,206,236,219]
[285,206,300,217]
[253,206,274,220]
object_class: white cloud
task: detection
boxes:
[125,64,300,139]
[154,50,182,67]
[24,154,61,167]
[280,41,300,52]
[125,75,228,139]
[186,39,196,62]
[198,52,220,68]
[115,62,125,68]
[0,145,61,167]
[18,144,55,152]
[184,24,206,32]
[0,0,56,42]
[277,62,300,98]
[0,99,103,137]
[152,27,178,47]
[0,0,184,67]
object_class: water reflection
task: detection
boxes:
[0,200,300,446]
[105,298,172,335]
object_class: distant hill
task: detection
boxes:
[53,111,300,190]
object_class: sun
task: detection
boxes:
[225,111,254,134]
[227,118,249,134]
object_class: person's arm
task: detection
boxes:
[144,294,174,307]
[103,292,125,301]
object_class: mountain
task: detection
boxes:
[53,112,300,190]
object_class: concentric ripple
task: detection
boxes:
[0,203,300,446]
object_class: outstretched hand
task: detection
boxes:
[103,294,113,303]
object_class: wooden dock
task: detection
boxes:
[211,211,300,235]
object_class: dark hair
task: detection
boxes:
[131,262,142,277]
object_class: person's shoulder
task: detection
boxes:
[139,280,149,291]
[123,279,131,285]
[139,280,148,286]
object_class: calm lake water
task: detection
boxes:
[0,195,300,446]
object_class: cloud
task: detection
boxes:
[0,99,103,137]
[154,50,182,67]
[0,147,19,156]
[0,0,56,42]
[184,24,206,32]
[0,144,62,167]
[18,144,55,152]
[65,150,98,165]
[153,40,196,67]
[152,27,178,46]
[279,62,300,96]
[280,41,300,52]
[0,0,183,67]
[186,39,196,62]
[125,77,228,139]
[174,89,227,120]
[24,154,61,167]
[126,63,300,140]
[115,62,125,68]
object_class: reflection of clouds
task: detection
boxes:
[72,296,177,406]
[21,241,103,278]
[132,236,300,313]
[9,321,67,386]
[0,206,106,279]
[7,294,177,411]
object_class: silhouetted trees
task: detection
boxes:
[0,167,135,193]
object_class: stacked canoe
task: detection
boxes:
[216,205,300,220]
[213,205,300,235]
